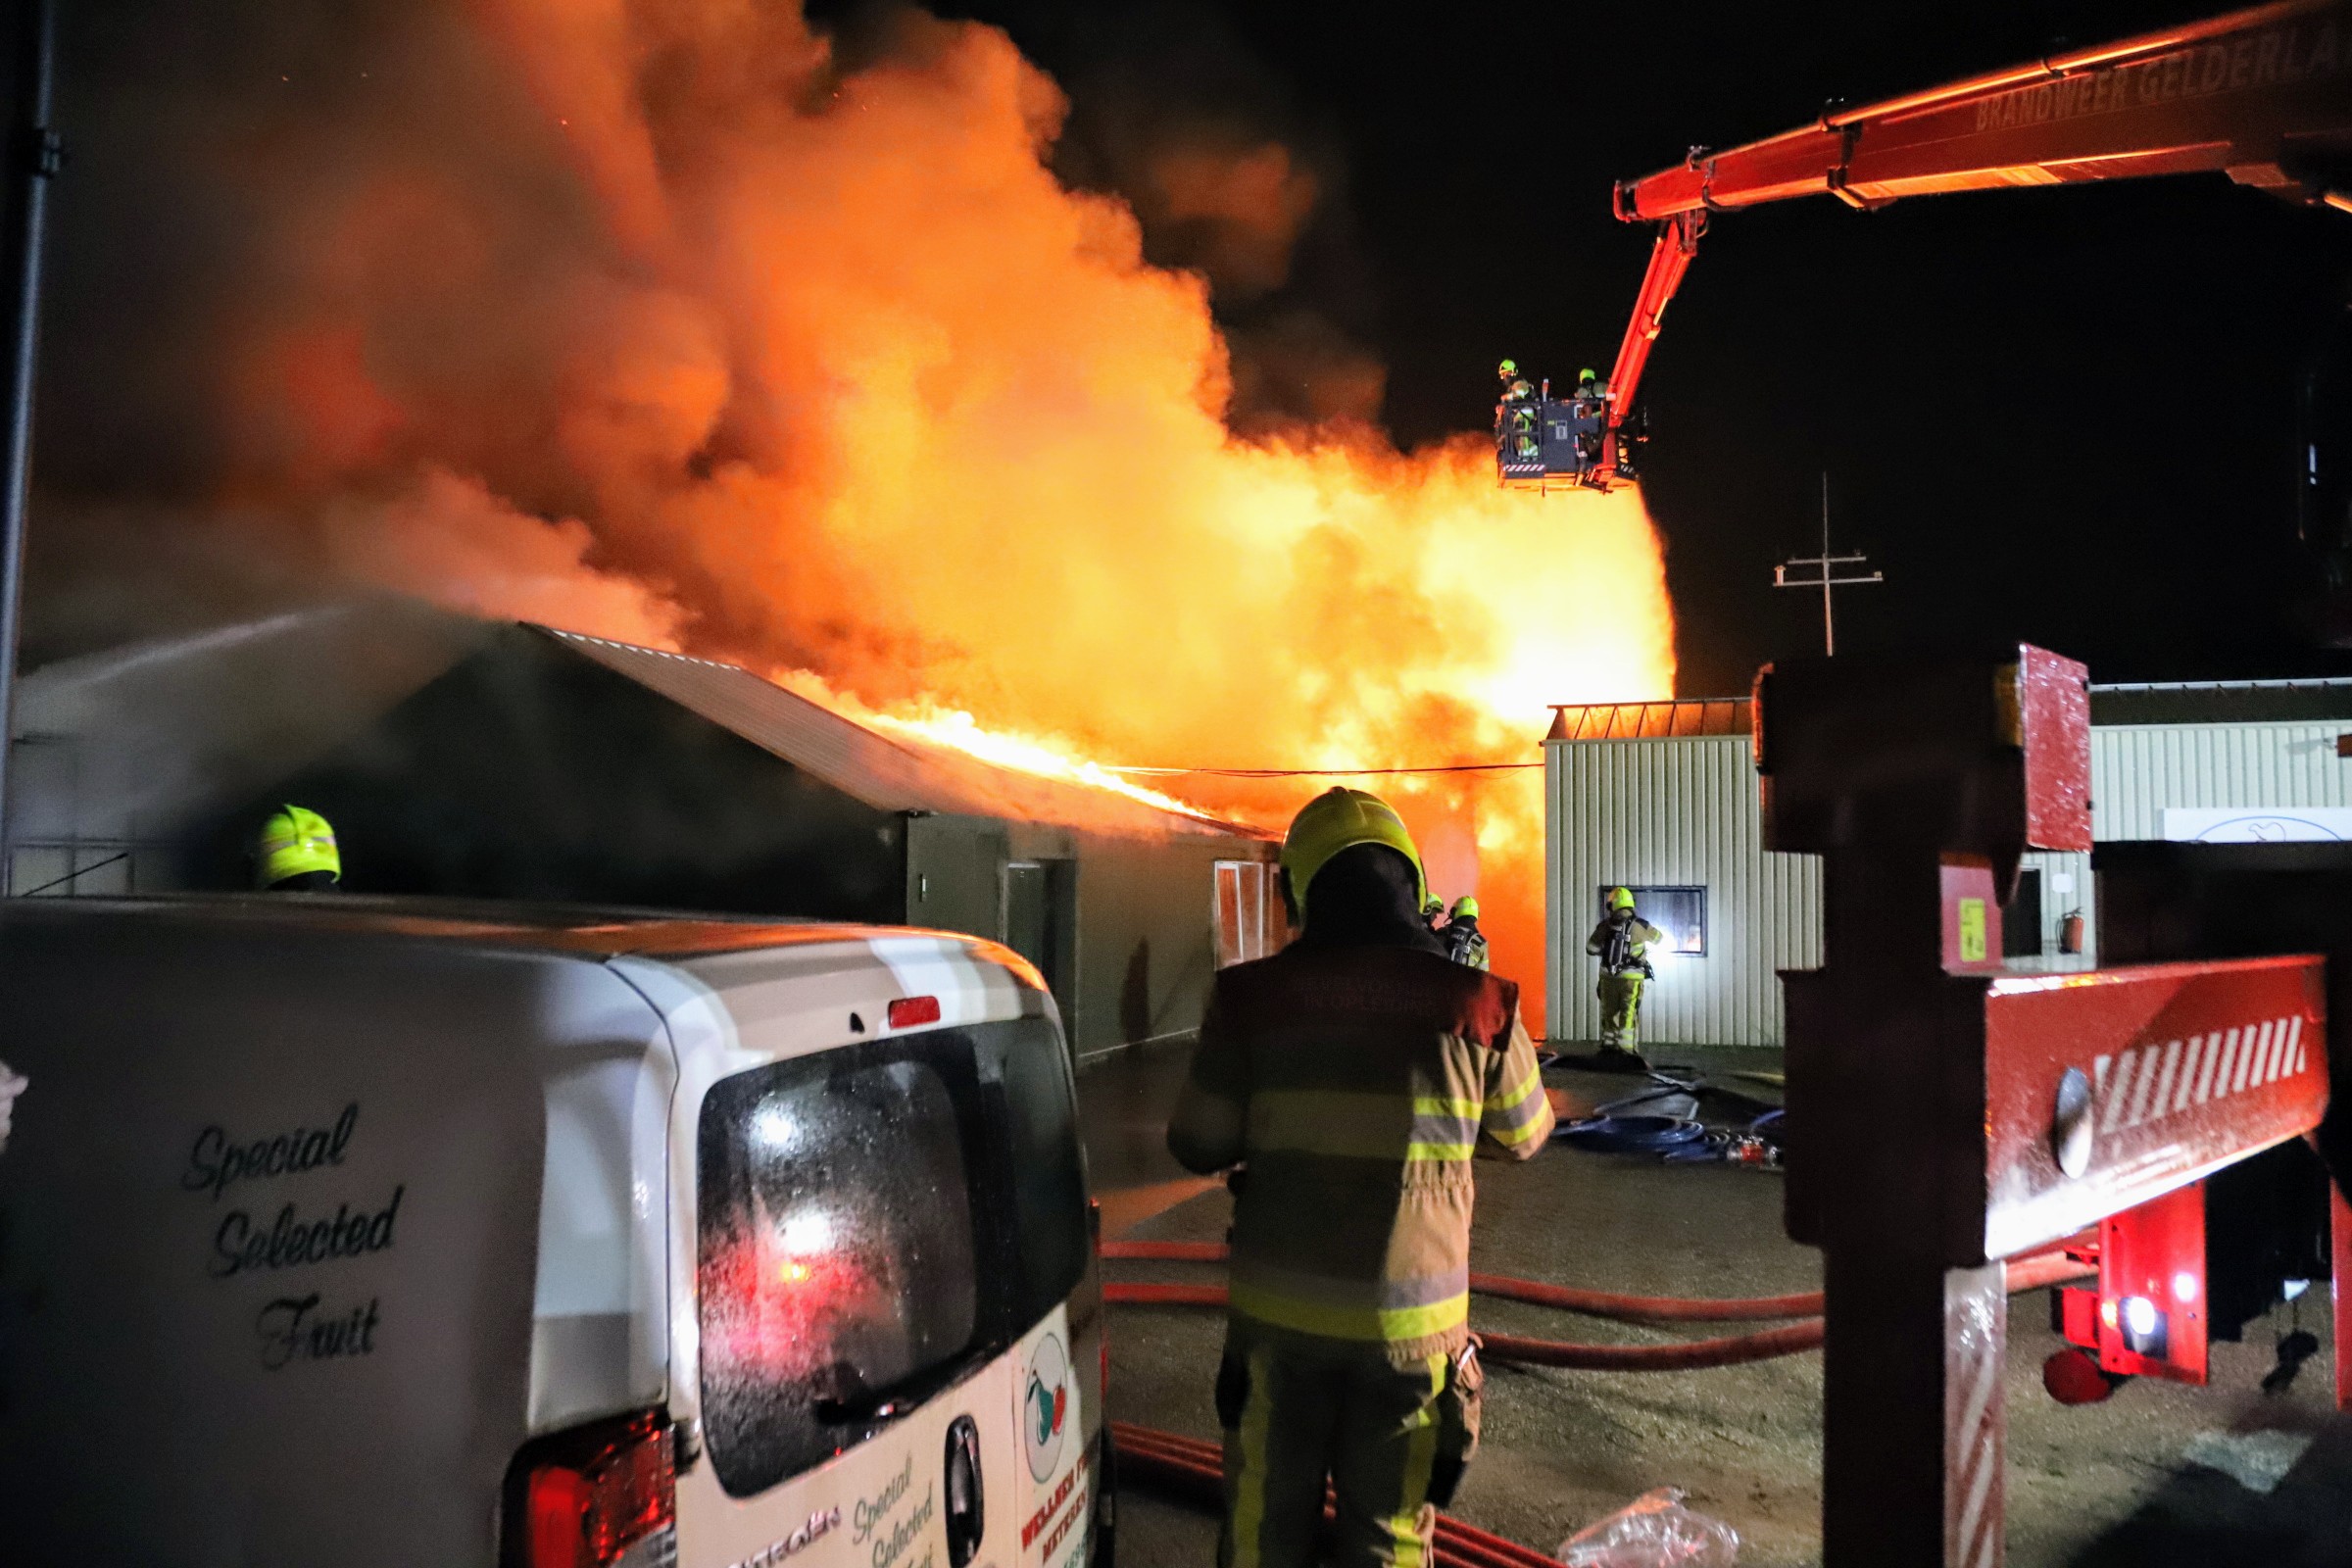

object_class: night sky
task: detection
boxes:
[889,0,2352,698]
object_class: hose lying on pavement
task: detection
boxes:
[1111,1420,1559,1568]
[1102,1247,2091,1371]
[1102,1240,2091,1326]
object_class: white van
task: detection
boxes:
[0,897,1109,1568]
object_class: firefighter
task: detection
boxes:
[1168,787,1553,1568]
[1587,886,1665,1062]
[255,805,341,892]
[1422,895,1447,934]
[1444,896,1490,971]
[1569,368,1610,472]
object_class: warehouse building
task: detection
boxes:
[6,599,1281,1062]
[1544,676,2352,1049]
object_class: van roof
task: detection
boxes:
[5,892,966,962]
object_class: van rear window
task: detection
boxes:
[697,1019,1086,1497]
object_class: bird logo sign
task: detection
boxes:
[1022,1331,1070,1482]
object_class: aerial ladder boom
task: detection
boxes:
[1584,0,2352,486]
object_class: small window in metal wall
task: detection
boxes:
[1597,885,1707,956]
[1214,859,1283,966]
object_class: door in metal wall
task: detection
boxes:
[2002,866,2044,958]
[905,813,1009,940]
[1004,859,1076,1019]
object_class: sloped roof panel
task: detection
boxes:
[542,629,1263,841]
[1544,699,1753,742]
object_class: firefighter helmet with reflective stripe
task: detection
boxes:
[1281,787,1427,922]
[257,805,340,889]
[1497,359,1518,377]
[1451,896,1480,920]
[1579,368,1599,383]
[1423,896,1446,919]
[1607,886,1636,910]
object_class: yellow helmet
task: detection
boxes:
[1281,788,1426,923]
[1607,886,1636,910]
[1451,896,1480,920]
[257,805,340,889]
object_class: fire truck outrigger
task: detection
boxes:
[1500,0,2352,490]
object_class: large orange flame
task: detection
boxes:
[218,2,1675,1030]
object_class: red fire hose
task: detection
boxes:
[1111,1421,1559,1568]
[1103,1253,2094,1563]
[1102,1245,2090,1372]
[1102,1241,2089,1329]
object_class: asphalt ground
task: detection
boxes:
[1079,1044,2352,1568]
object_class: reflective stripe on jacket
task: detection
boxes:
[1167,945,1553,1362]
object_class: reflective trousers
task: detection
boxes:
[1215,1331,1454,1568]
[1596,972,1645,1053]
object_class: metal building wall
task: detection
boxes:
[2090,722,2352,840]
[1545,735,1822,1047]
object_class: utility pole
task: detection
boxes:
[0,0,58,871]
[1774,471,1882,657]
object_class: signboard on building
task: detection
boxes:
[2162,808,2352,843]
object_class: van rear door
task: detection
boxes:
[0,907,668,1566]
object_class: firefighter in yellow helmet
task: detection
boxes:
[1587,886,1665,1064]
[256,806,341,892]
[1444,896,1490,971]
[1168,788,1553,1568]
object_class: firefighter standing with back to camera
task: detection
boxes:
[1589,886,1666,1063]
[1168,787,1554,1568]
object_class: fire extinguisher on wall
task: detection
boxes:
[2059,910,2085,955]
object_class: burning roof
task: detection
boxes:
[545,627,1265,840]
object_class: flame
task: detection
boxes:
[189,1,1676,1030]
[774,669,1237,826]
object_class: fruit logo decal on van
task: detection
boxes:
[0,1060,24,1157]
[1021,1332,1070,1482]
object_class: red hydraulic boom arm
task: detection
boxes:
[1594,0,2352,484]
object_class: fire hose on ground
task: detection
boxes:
[1099,1239,2092,1371]
[1101,1244,2094,1557]
[1110,1420,1560,1568]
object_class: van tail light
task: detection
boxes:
[888,995,942,1029]
[509,1409,675,1568]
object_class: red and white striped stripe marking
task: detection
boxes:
[2093,1015,2309,1135]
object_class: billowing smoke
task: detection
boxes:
[29,0,1676,1020]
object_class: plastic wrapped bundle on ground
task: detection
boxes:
[1556,1487,1740,1566]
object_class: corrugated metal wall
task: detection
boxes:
[2091,722,2352,840]
[1545,736,1822,1047]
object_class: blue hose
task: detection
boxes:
[1554,1114,1711,1153]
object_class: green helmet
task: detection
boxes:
[1423,896,1446,918]
[1451,896,1480,920]
[1579,368,1599,383]
[258,805,340,889]
[1281,788,1427,925]
[1497,358,1518,376]
[1607,886,1636,911]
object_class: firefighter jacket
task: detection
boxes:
[1166,944,1554,1363]
[1587,916,1667,976]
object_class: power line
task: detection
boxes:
[1108,761,1544,778]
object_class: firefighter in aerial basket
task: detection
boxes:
[1168,787,1553,1568]
[1494,359,1538,465]
[1588,886,1665,1065]
[256,805,342,892]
